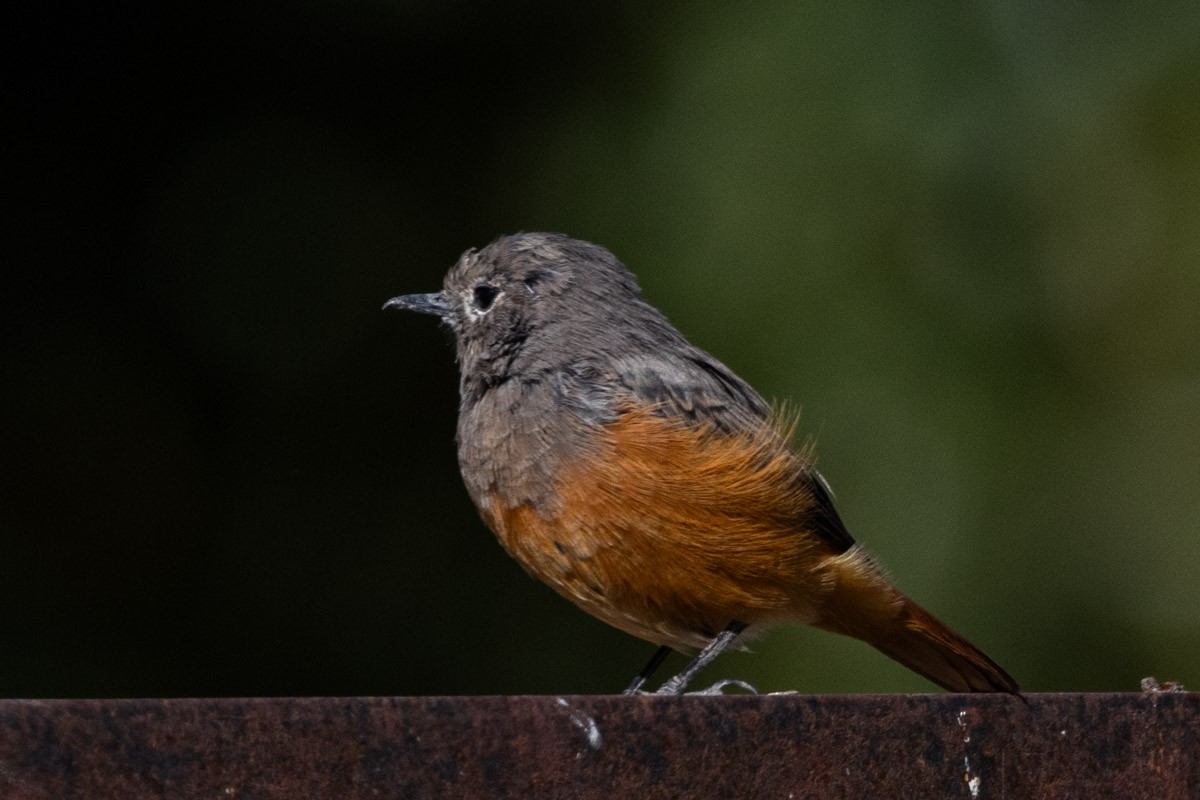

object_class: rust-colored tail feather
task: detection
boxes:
[864,597,1019,693]
[815,551,1019,693]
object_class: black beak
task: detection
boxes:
[382,292,450,316]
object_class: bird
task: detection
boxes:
[384,232,1018,695]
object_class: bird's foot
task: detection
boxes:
[656,678,759,696]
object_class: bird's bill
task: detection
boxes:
[382,292,450,316]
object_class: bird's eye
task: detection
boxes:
[473,284,499,311]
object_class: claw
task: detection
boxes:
[686,679,759,696]
[653,677,759,696]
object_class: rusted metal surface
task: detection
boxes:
[0,693,1196,799]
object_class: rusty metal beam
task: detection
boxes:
[1,693,1196,799]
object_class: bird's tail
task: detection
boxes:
[813,548,1019,693]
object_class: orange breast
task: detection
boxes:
[479,409,841,650]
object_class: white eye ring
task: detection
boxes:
[465,284,502,319]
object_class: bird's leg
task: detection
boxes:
[623,645,673,695]
[654,621,756,695]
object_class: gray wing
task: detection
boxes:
[612,351,772,432]
[550,350,770,433]
[549,349,856,554]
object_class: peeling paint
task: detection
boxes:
[556,697,602,752]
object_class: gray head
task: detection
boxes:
[384,233,688,396]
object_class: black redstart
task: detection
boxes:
[384,232,1017,695]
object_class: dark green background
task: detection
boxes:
[5,2,1198,697]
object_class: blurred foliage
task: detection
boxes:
[4,1,1198,697]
